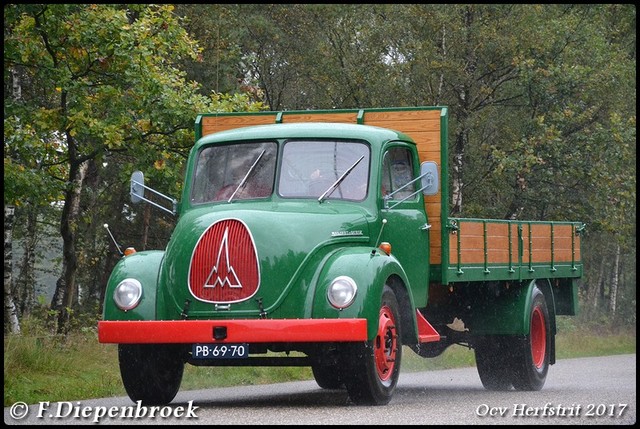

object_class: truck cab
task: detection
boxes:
[174,122,434,321]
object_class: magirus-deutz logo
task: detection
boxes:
[188,218,260,303]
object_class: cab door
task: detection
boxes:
[379,144,430,307]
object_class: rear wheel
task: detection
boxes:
[474,284,551,391]
[474,336,514,390]
[510,285,550,390]
[342,285,402,405]
[119,344,185,405]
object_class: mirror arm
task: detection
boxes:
[386,184,432,210]
[130,179,177,216]
[385,170,432,210]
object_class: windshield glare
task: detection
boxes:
[190,139,370,204]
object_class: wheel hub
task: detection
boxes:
[375,305,398,381]
[530,306,546,368]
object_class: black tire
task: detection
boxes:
[342,285,402,405]
[474,285,551,392]
[311,361,344,389]
[474,336,514,390]
[118,344,185,405]
[510,285,551,391]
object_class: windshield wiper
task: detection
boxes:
[228,150,266,203]
[318,155,365,203]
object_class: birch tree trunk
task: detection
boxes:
[609,243,620,318]
[451,128,466,215]
[4,205,21,335]
[16,209,38,316]
[590,255,606,311]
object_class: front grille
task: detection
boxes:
[188,218,260,303]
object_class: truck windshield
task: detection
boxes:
[279,140,369,201]
[190,141,277,204]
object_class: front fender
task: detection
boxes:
[311,247,412,340]
[102,251,164,321]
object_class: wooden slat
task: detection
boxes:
[283,113,359,123]
[202,115,278,137]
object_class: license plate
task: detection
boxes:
[192,343,249,359]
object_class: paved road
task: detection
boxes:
[5,354,636,425]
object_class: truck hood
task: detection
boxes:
[158,201,372,319]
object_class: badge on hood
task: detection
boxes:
[189,218,260,303]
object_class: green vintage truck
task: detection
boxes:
[98,106,584,406]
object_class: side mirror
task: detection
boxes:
[130,171,145,204]
[420,162,439,196]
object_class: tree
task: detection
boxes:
[206,4,635,325]
[4,4,212,333]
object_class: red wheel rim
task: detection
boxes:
[530,306,546,368]
[375,305,398,381]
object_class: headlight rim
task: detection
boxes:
[327,275,358,309]
[113,278,143,311]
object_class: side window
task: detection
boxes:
[381,147,415,200]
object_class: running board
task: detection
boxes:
[416,310,441,343]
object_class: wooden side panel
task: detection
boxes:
[450,221,514,265]
[552,224,581,261]
[282,112,359,123]
[202,112,362,135]
[362,110,443,265]
[448,219,582,276]
[522,223,581,264]
[527,224,552,263]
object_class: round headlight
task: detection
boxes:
[328,276,357,309]
[113,278,142,311]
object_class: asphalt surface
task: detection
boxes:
[5,354,636,425]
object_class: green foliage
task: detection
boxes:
[5,4,208,207]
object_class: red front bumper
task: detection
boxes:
[98,319,368,344]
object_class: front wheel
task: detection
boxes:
[119,344,185,405]
[311,361,344,389]
[342,285,402,405]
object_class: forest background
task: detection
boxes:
[3,5,635,340]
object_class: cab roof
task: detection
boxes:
[194,122,416,150]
